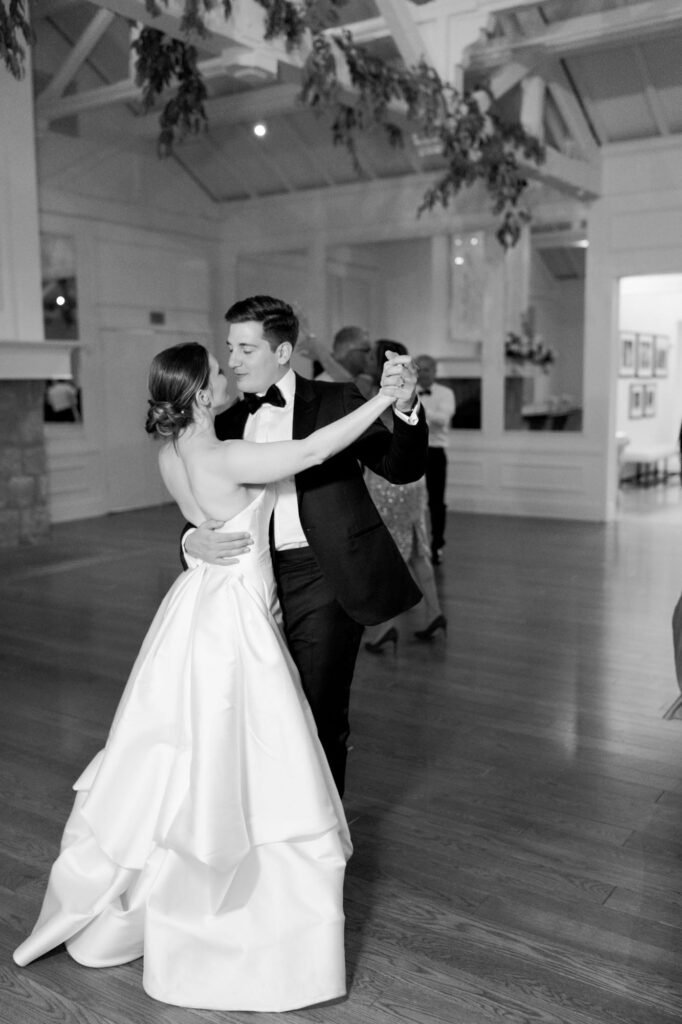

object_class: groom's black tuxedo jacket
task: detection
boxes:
[213,373,429,627]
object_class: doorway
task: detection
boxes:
[617,274,682,521]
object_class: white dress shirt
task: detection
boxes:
[419,381,455,448]
[243,369,307,551]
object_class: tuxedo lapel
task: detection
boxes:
[292,374,320,441]
[214,399,249,441]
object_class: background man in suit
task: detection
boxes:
[415,355,455,566]
[184,295,428,795]
[315,325,372,385]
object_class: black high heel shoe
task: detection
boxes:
[414,614,447,642]
[364,626,398,654]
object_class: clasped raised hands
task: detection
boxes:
[379,351,418,412]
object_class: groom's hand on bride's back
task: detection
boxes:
[184,521,253,566]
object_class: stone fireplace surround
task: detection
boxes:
[0,341,77,547]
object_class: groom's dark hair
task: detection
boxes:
[225,295,299,352]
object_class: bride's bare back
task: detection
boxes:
[159,434,260,525]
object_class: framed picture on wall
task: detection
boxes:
[636,334,654,377]
[643,383,656,417]
[654,337,669,377]
[629,383,643,419]
[619,332,636,376]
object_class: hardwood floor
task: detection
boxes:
[1,501,682,1023]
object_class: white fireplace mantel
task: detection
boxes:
[0,340,78,380]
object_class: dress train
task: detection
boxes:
[13,488,351,1011]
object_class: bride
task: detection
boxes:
[13,341,406,1012]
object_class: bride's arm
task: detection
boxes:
[220,390,394,484]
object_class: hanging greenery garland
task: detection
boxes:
[132,28,209,156]
[0,0,33,79]
[301,30,544,247]
[1,0,544,246]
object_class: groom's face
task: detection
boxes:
[226,320,290,395]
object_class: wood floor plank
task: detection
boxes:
[2,502,682,1022]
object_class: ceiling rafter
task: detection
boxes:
[527,144,600,198]
[37,49,271,123]
[512,3,548,36]
[374,0,429,67]
[130,81,303,138]
[632,43,669,136]
[545,60,599,159]
[543,91,570,152]
[575,86,609,147]
[466,0,682,68]
[520,73,545,140]
[37,10,116,109]
[488,59,540,99]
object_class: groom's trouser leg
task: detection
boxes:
[273,548,363,798]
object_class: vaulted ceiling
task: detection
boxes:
[29,0,682,216]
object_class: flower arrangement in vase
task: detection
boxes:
[504,308,555,374]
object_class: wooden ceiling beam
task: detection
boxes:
[524,145,601,199]
[467,0,682,69]
[37,10,116,109]
[129,81,303,138]
[36,48,261,123]
[488,59,540,100]
[545,61,599,159]
[86,0,305,63]
[633,44,670,136]
[374,0,428,66]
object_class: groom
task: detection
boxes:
[184,295,428,796]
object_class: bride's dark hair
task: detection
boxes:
[146,342,211,441]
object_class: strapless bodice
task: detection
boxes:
[192,486,278,625]
[210,487,275,581]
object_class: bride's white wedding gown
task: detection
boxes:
[13,487,351,1011]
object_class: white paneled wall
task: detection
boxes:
[43,211,217,521]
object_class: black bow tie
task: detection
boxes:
[419,388,432,396]
[243,384,286,414]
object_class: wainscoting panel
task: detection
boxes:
[46,435,106,523]
[445,447,607,521]
[499,461,584,493]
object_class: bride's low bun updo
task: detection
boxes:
[145,400,193,439]
[146,342,211,442]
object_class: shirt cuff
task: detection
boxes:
[393,396,421,426]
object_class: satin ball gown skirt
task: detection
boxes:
[13,489,352,1012]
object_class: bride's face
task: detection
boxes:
[207,354,230,411]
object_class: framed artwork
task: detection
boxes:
[628,383,643,419]
[654,337,669,377]
[619,332,636,376]
[643,382,656,417]
[636,334,654,377]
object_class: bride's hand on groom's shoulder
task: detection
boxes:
[185,521,253,565]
